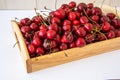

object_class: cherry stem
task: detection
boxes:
[100,0,105,9]
[44,6,53,11]
[83,9,97,24]
[13,41,19,48]
[55,0,57,10]
[64,52,68,57]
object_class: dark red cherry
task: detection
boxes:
[111,19,120,29]
[80,16,88,24]
[30,23,38,31]
[68,12,77,21]
[59,43,68,50]
[107,30,115,39]
[63,20,71,26]
[69,1,76,8]
[77,3,87,12]
[84,23,93,32]
[102,22,111,32]
[36,47,45,55]
[21,26,31,34]
[92,7,102,16]
[73,20,80,25]
[85,34,95,43]
[114,30,120,37]
[39,25,48,30]
[62,25,71,31]
[50,40,57,48]
[48,23,59,32]
[54,9,66,19]
[69,42,76,48]
[32,37,42,47]
[91,15,99,22]
[20,18,31,26]
[54,34,61,42]
[28,44,35,54]
[87,3,93,9]
[38,29,47,38]
[76,27,86,37]
[75,38,86,47]
[47,30,57,39]
[51,17,61,25]
[107,13,115,19]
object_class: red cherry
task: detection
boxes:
[72,25,80,32]
[95,33,106,41]
[111,19,120,29]
[75,38,86,47]
[107,30,115,39]
[91,15,99,22]
[68,12,77,21]
[102,22,111,32]
[60,4,69,9]
[114,30,120,37]
[47,30,57,39]
[107,13,115,19]
[54,9,66,19]
[84,23,93,32]
[87,3,93,9]
[20,18,31,26]
[32,16,43,24]
[51,17,61,25]
[36,47,45,55]
[75,11,81,18]
[21,26,31,34]
[77,3,87,12]
[50,40,57,48]
[69,1,76,8]
[28,44,35,54]
[69,42,76,48]
[92,7,102,16]
[30,23,38,31]
[54,34,61,42]
[48,23,59,32]
[76,27,86,37]
[100,15,109,22]
[73,20,80,25]
[38,29,47,38]
[85,34,95,43]
[80,16,88,24]
[63,20,71,26]
[32,37,42,47]
[59,43,68,50]
[62,25,71,31]
[39,25,48,30]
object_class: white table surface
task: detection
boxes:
[0,9,120,80]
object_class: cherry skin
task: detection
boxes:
[85,34,95,43]
[21,26,31,34]
[75,38,86,47]
[39,25,48,30]
[87,3,93,9]
[54,34,61,42]
[69,1,76,8]
[30,23,38,31]
[107,30,115,39]
[68,12,77,21]
[50,40,57,48]
[28,44,35,54]
[92,7,102,16]
[102,22,111,32]
[63,20,71,26]
[91,15,99,22]
[38,29,47,38]
[73,20,80,26]
[32,37,42,47]
[59,43,68,50]
[32,15,43,24]
[111,19,120,29]
[47,30,57,39]
[76,27,86,37]
[107,13,115,20]
[20,18,31,26]
[69,42,76,48]
[51,17,61,25]
[54,9,66,19]
[80,16,88,24]
[62,25,71,31]
[77,3,87,12]
[60,4,68,9]
[114,30,120,37]
[84,23,93,32]
[48,23,59,32]
[36,47,45,55]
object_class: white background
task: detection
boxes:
[0,8,120,80]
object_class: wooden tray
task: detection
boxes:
[11,5,120,73]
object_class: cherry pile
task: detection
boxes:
[17,1,120,58]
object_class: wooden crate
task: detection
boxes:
[11,5,120,73]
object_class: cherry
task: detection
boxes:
[43,39,51,50]
[75,38,86,47]
[61,33,73,43]
[102,22,111,32]
[114,30,120,37]
[63,20,71,26]
[54,34,61,42]
[72,25,80,32]
[84,23,93,32]
[95,33,106,41]
[87,3,93,9]
[100,15,109,22]
[92,7,102,16]
[59,43,68,50]
[60,4,68,9]
[69,42,76,48]
[111,19,120,29]
[91,15,99,22]
[19,18,31,26]
[69,1,76,8]
[38,29,47,38]
[54,9,66,19]
[86,8,92,16]
[76,27,86,37]
[106,30,115,39]
[51,17,61,25]
[32,37,42,47]
[107,13,115,20]
[30,23,38,31]
[85,34,95,43]
[73,20,80,25]
[32,16,43,24]
[28,44,35,54]
[75,11,81,18]
[48,23,59,32]
[50,40,57,48]
[62,25,71,31]
[36,47,45,55]
[68,12,77,21]
[21,26,31,34]
[80,16,88,24]
[47,30,57,39]
[77,3,87,12]
[39,25,48,30]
